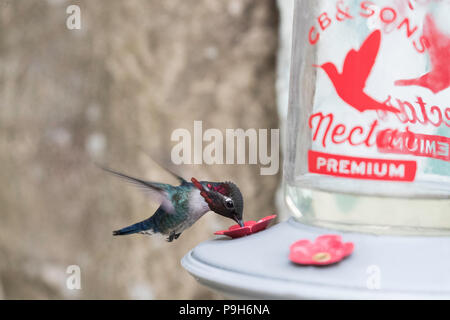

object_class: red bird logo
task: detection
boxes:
[315,30,399,113]
[395,15,450,94]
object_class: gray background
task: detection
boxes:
[0,0,282,299]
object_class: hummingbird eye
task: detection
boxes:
[225,199,234,209]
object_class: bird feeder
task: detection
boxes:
[182,0,450,299]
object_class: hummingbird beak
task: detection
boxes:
[234,216,244,228]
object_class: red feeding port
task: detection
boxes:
[289,234,354,266]
[214,215,277,239]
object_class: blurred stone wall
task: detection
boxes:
[0,0,279,299]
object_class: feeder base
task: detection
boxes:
[182,218,450,299]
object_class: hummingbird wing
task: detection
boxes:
[159,164,188,186]
[423,14,449,70]
[342,30,381,89]
[138,148,189,186]
[100,166,176,214]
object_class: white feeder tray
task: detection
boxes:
[182,218,450,299]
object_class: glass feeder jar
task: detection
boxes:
[285,0,450,235]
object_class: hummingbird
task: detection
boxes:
[315,30,399,113]
[395,14,450,94]
[102,166,244,242]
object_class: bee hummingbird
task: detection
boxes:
[102,166,244,242]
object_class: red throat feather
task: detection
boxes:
[191,177,214,206]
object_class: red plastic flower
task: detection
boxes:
[289,234,354,266]
[214,215,277,239]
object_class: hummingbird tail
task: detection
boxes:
[113,218,154,236]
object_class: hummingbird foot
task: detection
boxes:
[167,232,181,242]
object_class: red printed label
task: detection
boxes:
[308,150,417,181]
[377,129,450,162]
[303,1,450,185]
